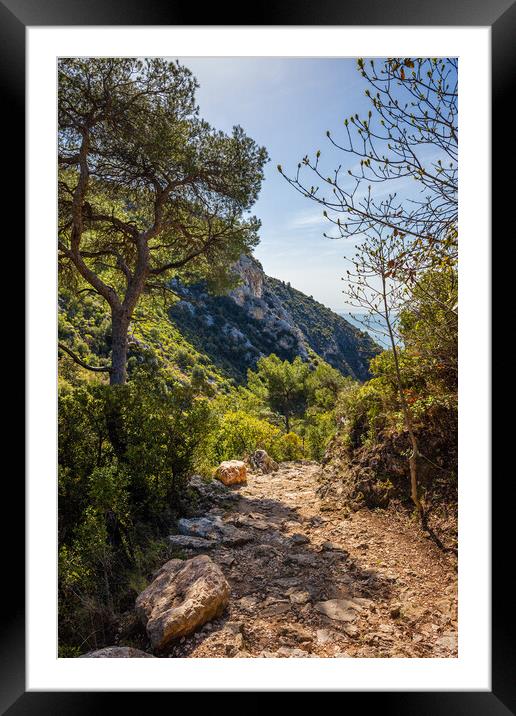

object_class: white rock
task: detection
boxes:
[178,516,251,546]
[314,599,359,622]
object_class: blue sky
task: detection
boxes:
[177,58,378,311]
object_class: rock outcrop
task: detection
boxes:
[314,599,361,623]
[177,515,252,546]
[135,555,230,651]
[168,534,217,550]
[80,647,154,658]
[187,474,239,507]
[249,449,278,474]
[230,254,264,304]
[215,460,247,485]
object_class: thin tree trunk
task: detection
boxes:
[381,276,423,518]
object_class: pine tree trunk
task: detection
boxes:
[110,310,129,386]
[106,310,130,459]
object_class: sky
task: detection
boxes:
[176,58,379,312]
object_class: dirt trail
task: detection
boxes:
[169,462,458,658]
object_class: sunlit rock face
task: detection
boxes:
[230,254,265,304]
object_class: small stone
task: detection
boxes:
[378,623,393,633]
[237,596,258,612]
[224,621,243,636]
[314,599,358,622]
[436,634,457,651]
[275,577,300,588]
[218,554,235,567]
[321,541,340,551]
[287,553,318,567]
[289,590,311,605]
[316,629,334,645]
[276,646,310,658]
[342,623,358,637]
[262,602,291,617]
[249,449,279,474]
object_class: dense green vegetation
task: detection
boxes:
[319,268,457,545]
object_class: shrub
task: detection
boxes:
[272,432,304,461]
[58,366,215,653]
[207,411,280,464]
[304,411,337,461]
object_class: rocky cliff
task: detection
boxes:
[168,255,379,382]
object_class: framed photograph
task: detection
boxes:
[6,0,508,708]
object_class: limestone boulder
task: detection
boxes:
[215,460,247,485]
[80,647,154,658]
[135,555,230,651]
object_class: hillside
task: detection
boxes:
[58,255,378,390]
[168,255,379,383]
[58,290,232,392]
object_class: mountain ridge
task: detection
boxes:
[168,254,379,383]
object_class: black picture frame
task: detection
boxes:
[6,0,507,709]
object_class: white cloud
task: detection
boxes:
[288,210,327,231]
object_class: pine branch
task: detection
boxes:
[58,343,111,373]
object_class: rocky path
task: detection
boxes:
[168,462,458,658]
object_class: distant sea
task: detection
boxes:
[338,312,392,349]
